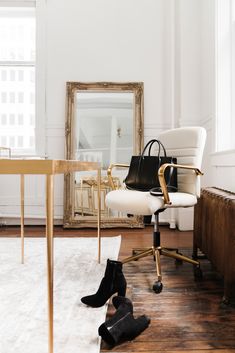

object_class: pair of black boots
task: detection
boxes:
[81,259,150,347]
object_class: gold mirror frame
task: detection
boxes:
[64,81,144,228]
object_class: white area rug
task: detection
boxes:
[0,236,121,353]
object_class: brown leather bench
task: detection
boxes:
[193,187,235,304]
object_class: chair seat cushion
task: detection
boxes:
[105,190,197,215]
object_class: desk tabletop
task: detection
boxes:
[0,159,100,175]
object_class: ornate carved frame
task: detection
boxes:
[64,81,144,228]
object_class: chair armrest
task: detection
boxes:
[158,163,203,205]
[107,163,129,190]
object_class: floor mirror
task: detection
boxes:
[64,82,144,228]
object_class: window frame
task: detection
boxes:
[215,0,235,153]
[0,0,46,157]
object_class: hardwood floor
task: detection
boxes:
[1,225,235,352]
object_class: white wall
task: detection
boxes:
[0,0,177,223]
[46,0,177,222]
[180,0,215,189]
[172,0,205,229]
[200,0,235,193]
[175,0,235,230]
[1,0,233,226]
[45,0,175,141]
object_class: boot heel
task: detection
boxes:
[118,285,126,297]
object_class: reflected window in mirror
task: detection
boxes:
[75,92,133,168]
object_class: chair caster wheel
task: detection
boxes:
[194,265,203,279]
[221,296,230,306]
[152,281,163,293]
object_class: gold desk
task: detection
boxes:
[0,159,101,353]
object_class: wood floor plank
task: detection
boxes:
[1,225,235,352]
[100,226,235,352]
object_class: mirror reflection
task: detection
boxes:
[75,92,133,168]
[64,82,144,228]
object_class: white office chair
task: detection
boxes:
[106,126,206,293]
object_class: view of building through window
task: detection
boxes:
[0,7,35,154]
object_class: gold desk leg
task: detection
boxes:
[20,174,24,264]
[97,168,101,263]
[46,174,54,353]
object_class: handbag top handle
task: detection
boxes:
[141,139,167,158]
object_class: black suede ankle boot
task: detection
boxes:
[81,259,127,308]
[98,296,150,346]
[112,295,133,314]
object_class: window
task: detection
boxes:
[216,0,235,151]
[0,5,35,155]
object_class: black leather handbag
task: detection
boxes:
[124,139,177,193]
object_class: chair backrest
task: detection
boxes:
[158,127,206,197]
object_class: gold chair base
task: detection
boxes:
[122,246,200,283]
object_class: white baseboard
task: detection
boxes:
[0,209,181,229]
[0,216,63,226]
